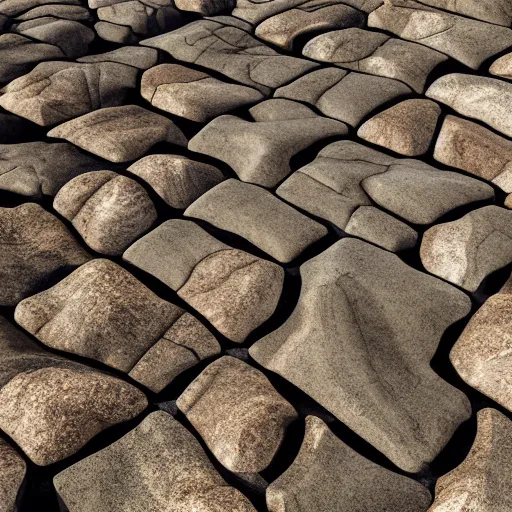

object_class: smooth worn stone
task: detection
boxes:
[490,52,512,80]
[185,179,328,263]
[0,437,26,512]
[141,64,264,122]
[77,46,158,69]
[368,0,512,70]
[53,171,157,255]
[249,98,318,121]
[97,1,154,35]
[177,356,297,473]
[357,99,441,156]
[250,237,472,473]
[434,115,512,193]
[188,109,347,188]
[0,141,106,197]
[0,0,80,16]
[0,114,34,143]
[0,316,147,466]
[47,105,187,163]
[303,27,447,93]
[0,203,91,306]
[427,73,512,139]
[175,0,234,15]
[345,206,418,252]
[127,154,225,209]
[267,416,431,512]
[15,4,92,21]
[421,206,512,292]
[124,220,285,342]
[255,1,365,51]
[54,411,256,512]
[140,19,318,95]
[275,67,412,127]
[429,408,512,512]
[94,21,138,43]
[0,61,139,126]
[15,259,220,391]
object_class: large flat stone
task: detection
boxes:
[77,46,158,69]
[0,0,81,16]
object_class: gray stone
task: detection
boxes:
[47,105,187,163]
[15,4,92,21]
[267,416,431,512]
[94,21,138,43]
[185,179,328,263]
[97,1,155,35]
[77,46,158,69]
[175,0,234,15]
[0,437,26,512]
[178,356,296,473]
[0,0,80,16]
[54,411,256,512]
[250,238,472,473]
[420,205,512,292]
[490,52,512,80]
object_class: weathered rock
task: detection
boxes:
[124,219,284,342]
[490,52,512,80]
[175,0,234,15]
[127,154,225,208]
[250,237,472,472]
[140,19,318,95]
[15,259,220,391]
[0,437,26,512]
[178,356,297,472]
[0,61,139,126]
[427,73,512,138]
[53,171,157,255]
[368,0,512,70]
[267,416,431,512]
[15,4,92,21]
[185,179,328,263]
[54,411,256,512]
[141,64,264,122]
[255,1,365,51]
[0,316,147,465]
[47,105,187,163]
[303,27,447,93]
[357,99,441,156]
[94,21,138,43]
[275,67,412,126]
[421,206,512,292]
[77,46,158,69]
[429,408,512,511]
[0,0,81,16]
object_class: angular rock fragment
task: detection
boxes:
[141,64,264,122]
[429,408,512,511]
[127,154,225,208]
[267,416,431,512]
[185,179,328,263]
[54,171,157,255]
[47,105,187,162]
[490,52,512,80]
[427,73,512,138]
[0,0,81,16]
[0,437,26,512]
[175,0,234,15]
[15,259,220,392]
[250,237,472,472]
[77,46,158,69]
[357,99,441,156]
[421,206,512,292]
[124,219,284,342]
[303,27,447,93]
[0,316,147,465]
[275,67,412,126]
[54,411,256,512]
[178,356,297,472]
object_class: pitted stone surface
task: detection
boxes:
[0,437,26,512]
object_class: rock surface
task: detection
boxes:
[490,52,512,80]
[0,437,26,512]
[77,46,158,69]
[175,0,235,15]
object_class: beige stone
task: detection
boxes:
[490,52,512,80]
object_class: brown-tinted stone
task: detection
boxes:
[175,0,235,15]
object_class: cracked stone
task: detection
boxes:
[77,46,158,69]
[490,52,512,80]
[0,437,26,512]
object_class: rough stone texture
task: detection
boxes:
[266,416,431,512]
[0,61,139,126]
[255,1,365,51]
[368,0,512,70]
[47,105,187,163]
[141,64,264,122]
[303,27,447,93]
[14,4,92,21]
[427,73,512,139]
[275,67,412,127]
[140,19,318,95]
[421,206,512,292]
[54,411,256,512]
[53,171,157,255]
[434,115,512,193]
[185,179,328,263]
[0,437,26,512]
[0,0,81,16]
[124,219,285,342]
[0,316,147,466]
[490,53,512,80]
[127,154,225,208]
[175,0,234,15]
[357,99,441,156]
[250,237,472,473]
[177,356,297,472]
[95,21,138,43]
[0,203,91,306]
[429,408,512,512]
[77,46,158,69]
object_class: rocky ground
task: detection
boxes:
[0,0,512,510]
